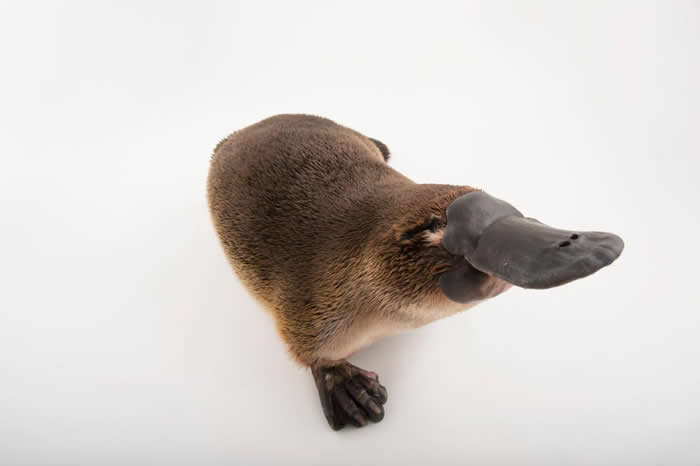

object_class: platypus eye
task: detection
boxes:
[426,217,441,232]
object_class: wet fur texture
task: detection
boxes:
[207,115,478,365]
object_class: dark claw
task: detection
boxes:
[312,361,388,430]
[357,374,388,404]
[334,388,367,427]
[346,378,384,422]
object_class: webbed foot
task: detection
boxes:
[312,361,388,430]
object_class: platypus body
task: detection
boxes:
[207,114,623,430]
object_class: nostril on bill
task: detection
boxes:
[559,240,571,247]
[570,234,579,240]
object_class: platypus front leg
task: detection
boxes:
[311,360,388,430]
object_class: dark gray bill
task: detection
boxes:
[441,191,624,289]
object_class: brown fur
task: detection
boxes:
[207,115,477,365]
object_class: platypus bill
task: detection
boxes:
[207,114,624,430]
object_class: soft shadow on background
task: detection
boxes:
[1,2,699,465]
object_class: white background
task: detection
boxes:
[1,1,699,465]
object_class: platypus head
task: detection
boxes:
[440,191,624,303]
[385,188,624,307]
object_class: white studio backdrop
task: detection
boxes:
[1,1,698,465]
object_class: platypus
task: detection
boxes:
[206,114,624,430]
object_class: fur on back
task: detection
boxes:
[207,115,475,364]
